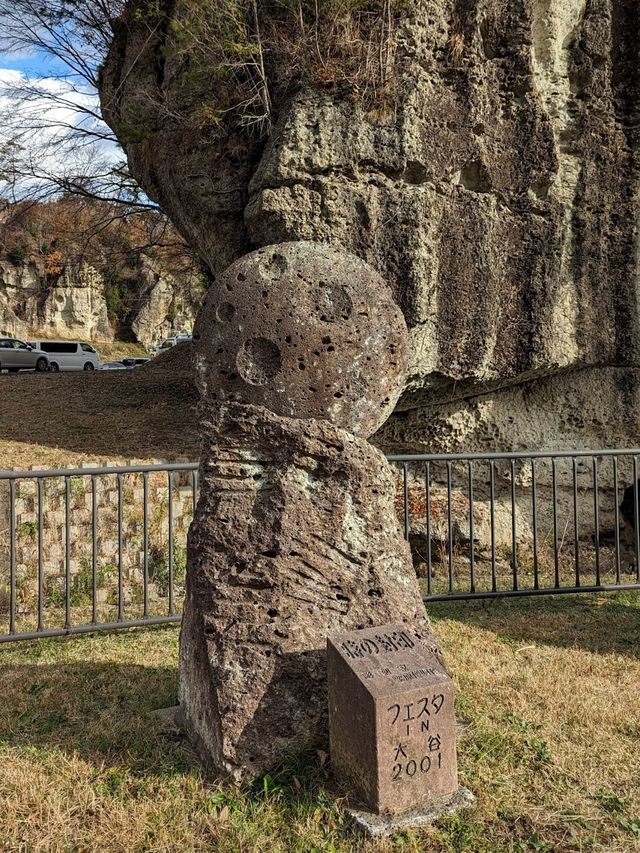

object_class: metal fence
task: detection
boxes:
[0,462,197,643]
[1,449,640,643]
[391,449,640,601]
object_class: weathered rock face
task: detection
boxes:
[181,402,441,781]
[0,255,203,349]
[100,0,640,452]
[0,259,113,341]
[129,257,203,349]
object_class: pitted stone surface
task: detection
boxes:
[179,402,442,783]
[101,1,640,453]
[193,241,409,437]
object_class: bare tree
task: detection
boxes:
[0,1,153,210]
[0,1,200,271]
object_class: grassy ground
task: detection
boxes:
[0,344,198,470]
[0,593,638,852]
[96,342,151,362]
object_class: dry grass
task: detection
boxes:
[0,594,639,851]
[96,341,151,361]
[0,344,198,470]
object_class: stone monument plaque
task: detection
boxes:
[328,623,460,817]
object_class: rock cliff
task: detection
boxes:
[0,254,203,350]
[99,0,640,451]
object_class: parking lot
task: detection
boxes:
[0,335,192,375]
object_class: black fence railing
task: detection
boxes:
[390,449,640,601]
[1,450,639,643]
[0,462,197,643]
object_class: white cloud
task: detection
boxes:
[0,67,122,197]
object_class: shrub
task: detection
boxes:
[7,245,27,265]
[19,520,38,538]
[162,0,404,134]
[149,543,187,597]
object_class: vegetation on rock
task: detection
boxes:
[132,0,403,135]
[0,197,207,339]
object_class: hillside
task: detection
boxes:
[0,344,198,470]
[0,199,207,350]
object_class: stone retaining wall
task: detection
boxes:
[0,465,196,621]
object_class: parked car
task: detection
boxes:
[155,334,193,357]
[122,357,150,368]
[0,338,49,373]
[101,361,127,370]
[28,340,101,372]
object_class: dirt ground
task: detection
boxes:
[0,345,199,470]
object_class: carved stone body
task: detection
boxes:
[181,403,441,781]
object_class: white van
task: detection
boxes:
[28,340,102,372]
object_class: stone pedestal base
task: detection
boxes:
[180,402,444,783]
[348,787,476,837]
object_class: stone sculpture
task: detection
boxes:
[180,241,443,781]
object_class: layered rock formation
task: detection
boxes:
[99,1,640,452]
[0,255,202,349]
[0,259,113,342]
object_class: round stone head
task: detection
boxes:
[194,241,409,437]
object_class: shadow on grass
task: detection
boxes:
[0,660,196,778]
[427,591,640,659]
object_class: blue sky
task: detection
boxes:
[0,45,121,194]
[0,50,70,78]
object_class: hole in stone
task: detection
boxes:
[322,336,331,345]
[285,335,292,343]
[236,337,282,386]
[216,302,236,322]
[266,252,288,276]
[336,593,350,602]
[260,549,279,558]
[334,392,343,398]
[267,608,278,617]
[458,159,491,193]
[237,272,246,282]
